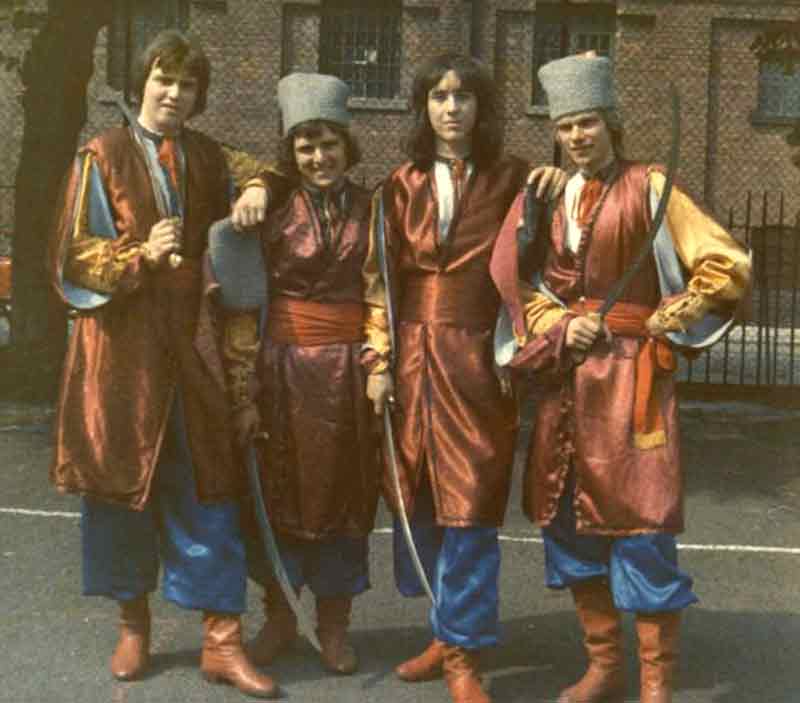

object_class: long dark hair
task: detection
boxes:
[404,53,502,171]
[132,30,210,118]
[277,119,362,185]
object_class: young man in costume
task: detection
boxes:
[490,53,752,703]
[214,72,380,677]
[362,53,565,703]
[48,30,277,699]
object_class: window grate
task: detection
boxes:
[758,61,800,118]
[319,1,402,100]
[532,8,616,107]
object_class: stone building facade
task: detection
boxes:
[2,0,800,241]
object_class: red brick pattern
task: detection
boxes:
[2,0,800,231]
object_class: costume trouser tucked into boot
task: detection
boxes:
[557,579,625,703]
[110,596,150,680]
[246,530,369,673]
[82,395,276,696]
[543,481,694,702]
[636,612,680,703]
[394,479,498,702]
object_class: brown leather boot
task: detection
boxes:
[636,611,680,703]
[442,644,491,703]
[110,596,150,681]
[395,638,447,682]
[248,579,299,667]
[316,596,358,675]
[201,612,280,699]
[558,579,626,703]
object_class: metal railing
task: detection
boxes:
[678,191,799,395]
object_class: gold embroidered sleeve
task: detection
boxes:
[521,281,568,338]
[222,146,287,193]
[63,153,144,294]
[650,170,751,303]
[362,189,391,375]
[223,309,261,412]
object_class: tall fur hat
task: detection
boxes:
[277,72,351,136]
[538,53,615,120]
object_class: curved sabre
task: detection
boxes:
[114,97,183,269]
[383,410,435,603]
[596,83,682,319]
[246,443,323,653]
[374,193,436,605]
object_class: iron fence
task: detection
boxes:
[678,191,800,395]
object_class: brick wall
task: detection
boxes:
[3,0,800,237]
[709,14,800,226]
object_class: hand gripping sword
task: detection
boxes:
[115,97,183,269]
[374,195,436,604]
[570,84,681,368]
[246,441,323,653]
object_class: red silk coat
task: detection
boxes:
[376,156,529,528]
[48,127,240,509]
[255,185,380,539]
[505,161,748,535]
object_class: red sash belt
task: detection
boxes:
[570,298,676,450]
[401,273,497,328]
[268,296,365,346]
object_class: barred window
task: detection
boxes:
[757,61,800,119]
[107,0,190,97]
[532,6,616,107]
[319,0,402,100]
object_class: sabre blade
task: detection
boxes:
[373,192,435,604]
[114,97,171,220]
[246,445,323,653]
[383,411,435,603]
[597,84,681,319]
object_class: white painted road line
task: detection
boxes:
[2,510,799,556]
[375,528,800,556]
[673,543,800,555]
[0,507,80,518]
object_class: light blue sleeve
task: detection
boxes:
[651,187,738,349]
[61,155,118,310]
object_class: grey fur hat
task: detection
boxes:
[207,217,268,310]
[538,54,616,120]
[277,72,351,136]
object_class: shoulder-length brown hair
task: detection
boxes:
[404,53,502,171]
[132,30,211,118]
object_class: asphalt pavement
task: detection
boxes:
[1,396,799,702]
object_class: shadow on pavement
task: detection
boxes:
[483,608,800,702]
[681,408,800,503]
